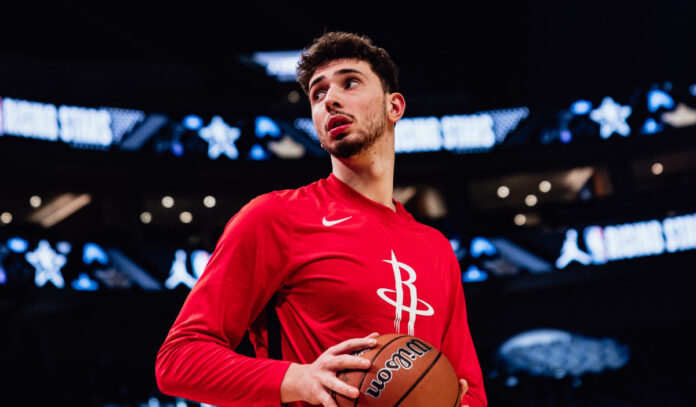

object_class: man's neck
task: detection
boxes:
[330,133,396,212]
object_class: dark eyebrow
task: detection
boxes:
[309,68,365,92]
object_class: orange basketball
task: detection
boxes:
[334,334,461,407]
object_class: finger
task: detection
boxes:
[366,332,379,338]
[328,336,378,355]
[325,354,371,371]
[459,379,468,404]
[319,390,339,407]
[323,374,361,399]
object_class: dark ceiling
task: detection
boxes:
[2,1,694,117]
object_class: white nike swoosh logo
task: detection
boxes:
[322,216,352,226]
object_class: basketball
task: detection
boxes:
[334,334,461,407]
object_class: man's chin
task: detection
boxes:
[327,139,365,159]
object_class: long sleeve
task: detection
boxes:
[440,250,487,407]
[155,193,293,407]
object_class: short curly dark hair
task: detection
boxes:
[296,32,399,96]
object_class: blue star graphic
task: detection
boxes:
[198,116,241,159]
[25,240,67,288]
[589,97,632,139]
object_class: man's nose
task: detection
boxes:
[324,86,343,110]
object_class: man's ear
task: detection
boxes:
[387,92,406,123]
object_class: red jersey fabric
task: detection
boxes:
[156,174,487,407]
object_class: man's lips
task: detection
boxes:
[329,123,352,137]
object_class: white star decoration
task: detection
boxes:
[589,97,632,139]
[25,240,66,288]
[198,116,241,159]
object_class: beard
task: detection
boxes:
[323,99,388,159]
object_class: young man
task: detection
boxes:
[156,32,487,407]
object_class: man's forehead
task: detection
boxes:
[309,58,374,83]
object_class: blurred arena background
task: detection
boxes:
[1,1,695,406]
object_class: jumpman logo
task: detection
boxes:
[165,250,198,289]
[376,250,434,336]
[555,229,592,269]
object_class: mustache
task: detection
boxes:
[325,111,356,127]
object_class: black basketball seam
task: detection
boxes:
[393,351,442,407]
[451,378,462,407]
[350,335,408,407]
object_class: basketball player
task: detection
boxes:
[156,32,487,407]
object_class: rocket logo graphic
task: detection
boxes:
[376,250,434,336]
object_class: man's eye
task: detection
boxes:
[346,79,359,88]
[312,90,326,101]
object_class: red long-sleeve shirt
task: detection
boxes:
[156,174,487,406]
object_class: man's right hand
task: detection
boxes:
[280,332,379,406]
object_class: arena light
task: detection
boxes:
[28,193,92,228]
[570,100,592,115]
[203,196,216,208]
[651,162,663,175]
[589,96,632,139]
[83,243,108,265]
[488,108,530,143]
[255,116,281,138]
[30,195,42,208]
[395,117,442,153]
[161,196,174,208]
[642,118,661,134]
[470,237,497,258]
[182,114,203,131]
[662,103,696,128]
[267,135,306,159]
[106,248,162,291]
[288,91,301,103]
[25,240,66,288]
[165,250,198,289]
[104,107,146,143]
[191,250,211,279]
[58,105,113,148]
[251,50,303,82]
[56,241,71,254]
[248,144,270,160]
[525,194,538,207]
[556,213,696,269]
[179,211,193,224]
[293,118,319,142]
[498,329,629,379]
[7,237,29,253]
[441,114,496,151]
[394,107,529,154]
[1,97,58,141]
[647,89,674,113]
[198,116,241,160]
[140,211,152,224]
[462,265,488,283]
[119,114,168,151]
[0,212,12,224]
[514,214,526,226]
[489,238,553,274]
[71,272,99,291]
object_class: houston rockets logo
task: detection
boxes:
[377,250,434,336]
